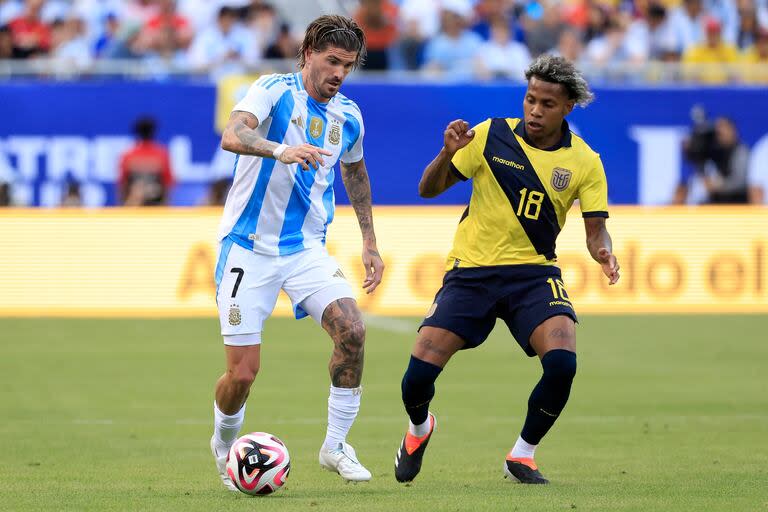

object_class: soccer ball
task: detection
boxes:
[226,432,291,496]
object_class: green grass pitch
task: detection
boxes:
[1,315,767,511]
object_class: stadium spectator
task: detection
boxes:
[139,0,193,55]
[51,15,92,71]
[471,0,525,42]
[246,2,278,54]
[548,26,585,62]
[682,16,740,82]
[396,0,440,69]
[735,0,762,49]
[422,0,483,78]
[583,16,635,69]
[741,26,768,82]
[123,0,158,26]
[142,25,189,77]
[263,21,299,60]
[667,0,707,52]
[524,1,566,57]
[177,0,224,33]
[0,23,13,58]
[353,0,399,70]
[72,0,124,46]
[677,116,750,203]
[118,116,174,206]
[581,2,610,45]
[8,0,51,58]
[101,20,143,59]
[474,16,531,79]
[60,179,83,207]
[188,6,259,80]
[623,3,678,62]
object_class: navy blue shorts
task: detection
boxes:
[419,265,577,357]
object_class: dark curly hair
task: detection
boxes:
[298,15,366,69]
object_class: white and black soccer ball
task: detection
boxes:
[226,432,290,496]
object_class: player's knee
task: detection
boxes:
[339,319,366,352]
[541,349,577,382]
[230,364,259,391]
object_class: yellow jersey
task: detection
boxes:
[446,117,608,270]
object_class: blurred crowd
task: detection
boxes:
[0,0,296,79]
[1,0,767,82]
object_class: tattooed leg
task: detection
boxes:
[322,298,366,388]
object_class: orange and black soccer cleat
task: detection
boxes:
[504,456,549,484]
[394,413,436,482]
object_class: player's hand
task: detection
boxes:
[361,242,385,294]
[597,248,620,285]
[443,119,475,154]
[280,144,333,171]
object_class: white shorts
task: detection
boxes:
[214,241,355,346]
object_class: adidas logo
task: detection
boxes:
[291,116,305,129]
[332,269,345,279]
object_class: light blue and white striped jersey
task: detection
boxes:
[217,72,365,256]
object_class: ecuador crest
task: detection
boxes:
[551,167,573,192]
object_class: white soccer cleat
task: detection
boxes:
[319,442,372,482]
[210,436,238,492]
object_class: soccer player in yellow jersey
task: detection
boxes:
[394,55,620,485]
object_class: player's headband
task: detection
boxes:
[325,27,361,41]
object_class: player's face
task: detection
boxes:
[523,77,575,141]
[304,46,358,100]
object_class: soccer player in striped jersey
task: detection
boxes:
[209,15,384,489]
[394,55,620,484]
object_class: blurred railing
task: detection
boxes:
[0,58,767,84]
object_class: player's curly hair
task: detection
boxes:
[298,15,366,69]
[525,55,595,107]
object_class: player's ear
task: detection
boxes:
[565,100,575,115]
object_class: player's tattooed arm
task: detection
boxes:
[221,111,333,169]
[341,158,385,293]
[322,299,365,387]
[220,111,275,156]
[585,217,620,285]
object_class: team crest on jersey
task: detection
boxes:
[551,167,573,191]
[229,304,241,326]
[309,116,324,139]
[329,123,341,145]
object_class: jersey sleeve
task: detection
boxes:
[231,75,280,125]
[340,109,364,164]
[450,119,491,180]
[579,154,609,218]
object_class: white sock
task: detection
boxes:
[510,435,537,459]
[324,386,361,451]
[213,401,245,448]
[409,413,432,437]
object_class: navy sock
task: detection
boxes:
[401,355,443,426]
[520,349,577,445]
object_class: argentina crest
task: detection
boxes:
[551,167,573,191]
[228,304,241,326]
[329,122,341,145]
